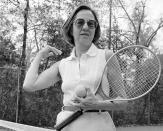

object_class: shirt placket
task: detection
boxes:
[79,55,87,83]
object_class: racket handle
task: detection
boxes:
[54,111,83,131]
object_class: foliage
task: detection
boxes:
[0,12,20,67]
[0,67,18,122]
[0,35,20,67]
[22,82,63,127]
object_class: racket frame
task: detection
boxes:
[94,45,162,101]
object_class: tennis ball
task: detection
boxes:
[75,85,87,98]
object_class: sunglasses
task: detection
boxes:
[74,18,97,29]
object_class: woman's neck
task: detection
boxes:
[75,43,91,58]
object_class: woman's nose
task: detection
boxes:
[82,22,89,29]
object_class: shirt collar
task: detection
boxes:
[67,44,98,61]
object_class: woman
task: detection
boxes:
[23,5,127,131]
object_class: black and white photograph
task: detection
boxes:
[0,0,163,131]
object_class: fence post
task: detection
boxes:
[16,67,20,123]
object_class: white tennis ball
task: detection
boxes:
[75,85,87,98]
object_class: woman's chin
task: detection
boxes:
[79,39,92,46]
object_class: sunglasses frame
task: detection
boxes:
[73,18,98,29]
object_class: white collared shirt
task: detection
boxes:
[59,44,112,106]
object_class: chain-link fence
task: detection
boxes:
[0,66,163,127]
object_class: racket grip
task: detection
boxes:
[54,111,83,131]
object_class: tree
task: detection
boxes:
[118,0,163,47]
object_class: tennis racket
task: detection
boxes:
[54,45,161,130]
[94,45,161,103]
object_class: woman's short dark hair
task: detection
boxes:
[62,5,101,46]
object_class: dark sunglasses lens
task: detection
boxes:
[76,19,85,27]
[88,20,96,28]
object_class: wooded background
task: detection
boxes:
[0,0,163,128]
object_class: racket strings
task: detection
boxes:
[130,56,160,97]
[102,55,127,99]
[99,46,160,100]
[126,51,159,98]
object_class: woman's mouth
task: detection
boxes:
[80,33,89,36]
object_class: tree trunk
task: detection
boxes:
[16,0,29,123]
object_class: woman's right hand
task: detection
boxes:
[38,45,62,59]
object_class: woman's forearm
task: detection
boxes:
[97,100,128,111]
[80,100,128,111]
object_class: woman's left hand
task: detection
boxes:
[71,88,99,110]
